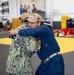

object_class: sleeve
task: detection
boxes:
[18,25,50,37]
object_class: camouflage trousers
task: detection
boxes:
[6,24,40,75]
[10,72,34,75]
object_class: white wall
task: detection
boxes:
[53,0,74,21]
[45,0,54,18]
[4,0,74,22]
[45,0,74,21]
[9,0,17,22]
[54,0,74,14]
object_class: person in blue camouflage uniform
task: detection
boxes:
[6,13,41,75]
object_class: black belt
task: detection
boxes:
[43,52,60,63]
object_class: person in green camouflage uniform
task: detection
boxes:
[6,13,41,75]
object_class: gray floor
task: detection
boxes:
[0,44,74,75]
[0,31,74,75]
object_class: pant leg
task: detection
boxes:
[10,73,15,75]
[10,72,34,75]
[51,71,64,75]
[35,54,65,75]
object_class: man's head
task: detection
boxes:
[19,13,30,23]
[27,13,42,28]
[33,4,35,7]
[20,4,22,8]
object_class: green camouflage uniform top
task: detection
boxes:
[6,23,41,75]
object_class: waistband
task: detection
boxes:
[43,52,60,63]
